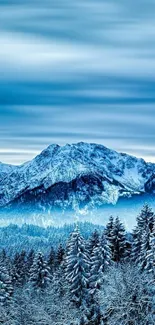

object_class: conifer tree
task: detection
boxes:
[110,217,127,262]
[56,244,65,267]
[104,216,114,255]
[65,226,90,306]
[29,252,51,292]
[48,246,56,272]
[137,204,154,232]
[19,250,27,285]
[139,225,151,270]
[124,237,132,261]
[90,233,111,292]
[26,249,35,278]
[87,229,100,255]
[104,216,114,240]
[12,251,27,286]
[132,204,155,265]
[131,228,142,263]
[53,265,68,298]
[0,249,12,274]
[145,223,155,277]
[0,249,6,264]
[0,264,13,306]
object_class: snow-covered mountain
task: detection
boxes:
[0,142,154,213]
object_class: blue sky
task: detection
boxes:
[0,0,155,164]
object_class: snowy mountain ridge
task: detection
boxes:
[0,142,155,211]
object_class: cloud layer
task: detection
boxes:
[0,0,155,164]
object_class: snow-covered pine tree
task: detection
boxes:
[87,229,100,255]
[137,204,154,232]
[0,249,6,264]
[0,249,12,275]
[110,217,127,262]
[29,252,51,292]
[104,216,114,239]
[0,264,13,306]
[65,226,90,307]
[16,250,27,286]
[132,204,155,265]
[26,249,35,279]
[55,244,65,267]
[52,265,68,298]
[89,233,111,293]
[124,234,132,261]
[104,216,114,255]
[48,246,56,273]
[139,225,151,270]
[11,251,27,286]
[131,227,142,263]
[145,222,155,277]
[81,234,110,325]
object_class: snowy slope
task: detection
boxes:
[0,142,154,211]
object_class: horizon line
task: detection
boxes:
[0,142,155,166]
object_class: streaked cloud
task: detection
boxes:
[0,0,155,164]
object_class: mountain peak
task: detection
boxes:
[0,142,154,211]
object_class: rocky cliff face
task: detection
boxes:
[0,142,154,212]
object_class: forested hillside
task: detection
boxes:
[0,205,155,324]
